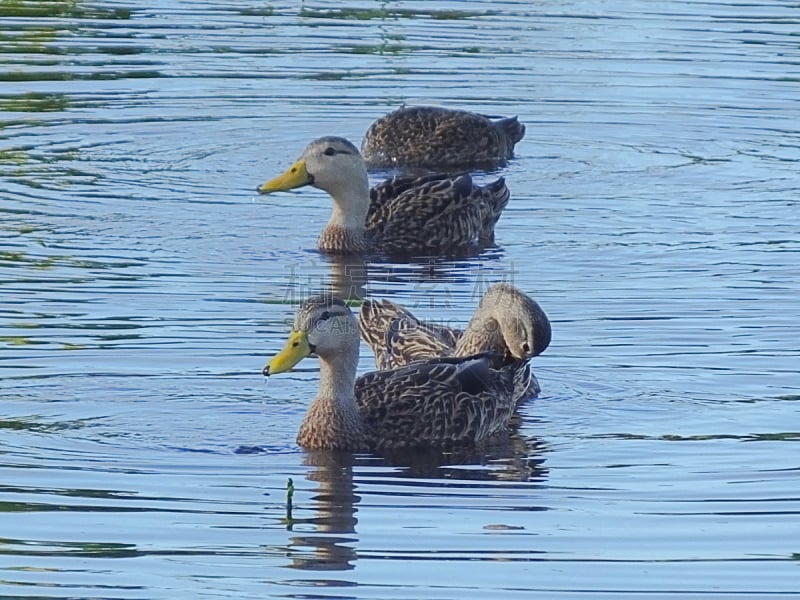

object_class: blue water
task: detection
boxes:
[1,1,798,598]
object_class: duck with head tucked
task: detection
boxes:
[361,106,526,170]
[257,137,510,256]
[263,295,525,452]
[359,283,551,404]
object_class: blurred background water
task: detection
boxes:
[1,1,798,598]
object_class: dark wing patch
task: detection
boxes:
[354,353,516,449]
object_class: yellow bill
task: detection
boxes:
[257,159,311,194]
[263,330,312,376]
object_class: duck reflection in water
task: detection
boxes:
[275,425,548,572]
[325,254,367,303]
[281,451,360,572]
[262,289,549,571]
[279,254,368,305]
[264,295,540,451]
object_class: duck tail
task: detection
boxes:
[480,177,510,244]
[486,177,510,216]
[496,116,526,145]
[359,299,392,343]
[359,299,412,368]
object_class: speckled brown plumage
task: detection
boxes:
[317,224,371,255]
[367,173,509,255]
[263,295,522,452]
[257,137,510,256]
[358,283,552,404]
[354,354,517,449]
[296,394,365,451]
[361,106,526,169]
[359,297,462,369]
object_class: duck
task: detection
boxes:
[359,283,551,404]
[262,295,523,452]
[256,136,509,256]
[361,106,526,169]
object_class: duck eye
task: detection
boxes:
[323,147,336,156]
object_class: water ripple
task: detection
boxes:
[2,0,799,598]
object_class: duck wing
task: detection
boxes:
[367,174,509,256]
[354,353,517,449]
[361,106,525,169]
[359,299,462,369]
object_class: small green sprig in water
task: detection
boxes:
[286,477,294,509]
[284,477,295,528]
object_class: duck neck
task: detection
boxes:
[317,344,359,403]
[298,342,364,450]
[329,185,370,230]
[319,184,371,253]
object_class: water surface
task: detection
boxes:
[1,1,799,598]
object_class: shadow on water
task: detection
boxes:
[373,437,549,482]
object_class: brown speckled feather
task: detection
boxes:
[359,298,461,370]
[316,224,371,254]
[354,353,518,449]
[297,394,365,451]
[258,135,511,257]
[366,173,508,256]
[265,296,525,452]
[358,284,551,405]
[361,106,526,169]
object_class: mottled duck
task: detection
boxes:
[359,283,551,404]
[256,137,509,256]
[263,295,524,451]
[361,106,526,169]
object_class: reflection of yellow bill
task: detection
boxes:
[257,159,311,194]
[263,330,312,375]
